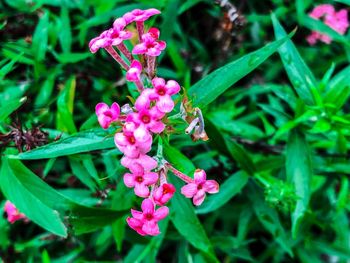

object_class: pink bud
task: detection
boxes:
[126,60,142,82]
[153,183,176,206]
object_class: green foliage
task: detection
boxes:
[1,0,350,261]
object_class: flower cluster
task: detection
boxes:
[4,201,27,224]
[90,8,219,236]
[307,4,349,45]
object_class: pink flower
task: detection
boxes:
[132,28,166,57]
[124,163,158,197]
[126,60,142,82]
[4,201,26,224]
[114,122,152,158]
[121,154,158,171]
[307,5,349,45]
[123,8,161,24]
[309,4,334,19]
[153,183,176,206]
[126,198,168,236]
[95,102,120,129]
[134,78,180,113]
[106,18,133,46]
[126,107,165,133]
[181,169,219,206]
[89,30,112,53]
[151,77,181,113]
[325,9,349,34]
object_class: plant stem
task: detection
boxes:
[165,163,193,184]
[117,43,133,62]
[104,46,129,70]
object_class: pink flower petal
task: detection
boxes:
[142,221,160,236]
[149,121,165,133]
[193,190,206,206]
[134,183,150,197]
[123,173,135,187]
[131,209,143,220]
[156,94,174,113]
[141,198,154,214]
[154,206,169,220]
[181,183,198,198]
[203,180,220,194]
[143,172,158,185]
[166,80,181,95]
[132,43,148,55]
[95,103,109,115]
[194,169,207,184]
[152,77,166,89]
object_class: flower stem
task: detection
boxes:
[136,21,145,42]
[135,79,144,92]
[165,163,193,184]
[104,46,129,70]
[147,56,156,78]
[117,43,133,62]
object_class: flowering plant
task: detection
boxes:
[89,8,219,236]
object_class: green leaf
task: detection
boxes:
[286,130,312,238]
[11,129,116,160]
[34,68,60,108]
[0,53,23,81]
[325,65,350,110]
[188,33,291,107]
[58,8,72,54]
[32,11,49,61]
[56,76,77,133]
[165,145,218,262]
[0,97,26,122]
[53,52,92,64]
[271,13,316,105]
[225,139,256,175]
[68,205,126,235]
[163,144,196,175]
[68,156,98,191]
[0,158,127,236]
[196,171,249,214]
[0,158,67,237]
[169,177,219,263]
[248,184,293,256]
[124,219,169,263]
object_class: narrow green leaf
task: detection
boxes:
[11,129,116,160]
[0,158,127,236]
[0,97,26,122]
[0,53,23,80]
[32,11,49,61]
[0,158,67,237]
[286,130,312,238]
[225,139,256,175]
[188,34,291,107]
[58,8,72,54]
[56,76,77,133]
[271,13,316,105]
[69,157,98,191]
[325,65,350,110]
[34,68,59,107]
[169,177,219,263]
[196,171,249,214]
[165,145,218,262]
[163,144,196,175]
[124,219,169,263]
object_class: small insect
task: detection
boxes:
[214,0,246,30]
